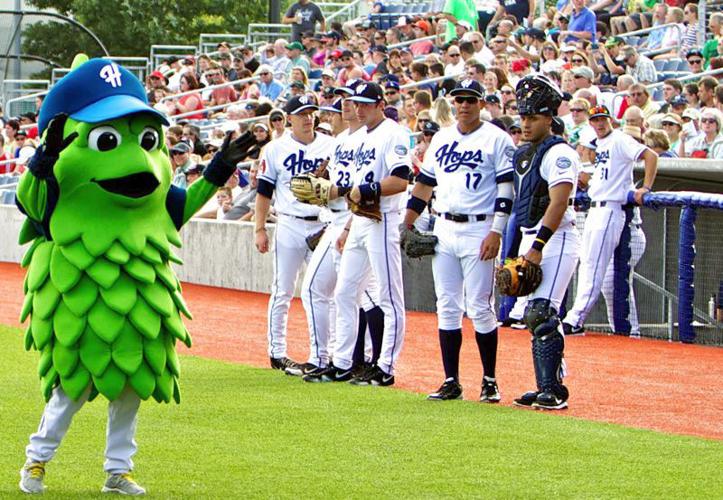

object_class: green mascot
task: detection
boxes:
[17,54,252,495]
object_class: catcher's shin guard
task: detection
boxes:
[525,299,566,396]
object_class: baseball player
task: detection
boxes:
[508,74,582,410]
[254,93,335,376]
[314,82,410,386]
[298,85,385,379]
[402,79,515,402]
[562,105,657,335]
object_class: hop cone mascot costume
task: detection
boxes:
[16,54,252,495]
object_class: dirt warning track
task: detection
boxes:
[1,262,720,440]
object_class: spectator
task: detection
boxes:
[628,83,659,119]
[622,105,645,131]
[683,82,700,109]
[370,45,390,76]
[208,69,239,107]
[410,62,437,98]
[613,74,634,119]
[444,45,465,76]
[411,120,440,174]
[337,49,370,85]
[441,0,478,43]
[572,66,602,101]
[475,0,500,33]
[698,77,718,109]
[283,0,326,42]
[644,129,676,157]
[686,48,705,74]
[146,70,168,100]
[169,142,195,188]
[384,81,402,108]
[680,108,722,158]
[669,95,689,117]
[659,79,683,113]
[410,21,434,55]
[703,14,723,69]
[482,71,499,97]
[681,107,701,137]
[430,97,455,126]
[500,84,515,105]
[270,39,293,79]
[245,123,272,161]
[182,124,207,157]
[565,97,592,146]
[466,61,486,84]
[240,46,260,73]
[656,7,685,59]
[493,0,536,26]
[170,73,204,120]
[563,0,596,43]
[459,41,476,63]
[638,2,669,51]
[286,41,311,75]
[484,94,503,119]
[678,3,700,58]
[504,98,519,116]
[255,65,285,102]
[228,55,245,81]
[622,45,657,84]
[185,164,204,185]
[660,113,683,152]
[268,109,287,138]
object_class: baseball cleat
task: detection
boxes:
[285,362,315,377]
[19,462,46,494]
[562,322,585,336]
[350,365,395,386]
[513,391,539,407]
[479,376,501,403]
[301,365,327,382]
[499,318,527,330]
[101,473,146,495]
[351,361,374,380]
[270,356,302,373]
[532,391,569,410]
[427,379,463,400]
[303,363,353,383]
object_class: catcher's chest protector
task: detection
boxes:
[513,135,566,228]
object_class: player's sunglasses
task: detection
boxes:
[454,96,478,104]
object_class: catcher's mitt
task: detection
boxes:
[305,225,327,251]
[290,174,332,206]
[346,194,382,222]
[400,225,437,258]
[495,256,543,297]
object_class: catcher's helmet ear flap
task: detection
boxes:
[516,74,563,117]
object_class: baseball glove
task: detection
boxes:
[346,194,382,222]
[400,225,437,258]
[290,174,332,206]
[305,225,327,251]
[495,256,543,297]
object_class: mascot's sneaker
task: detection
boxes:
[513,391,539,407]
[532,391,568,410]
[480,376,501,403]
[102,473,146,496]
[427,379,463,400]
[19,462,46,494]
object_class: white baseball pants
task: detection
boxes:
[333,211,405,375]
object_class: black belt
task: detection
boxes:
[283,213,319,221]
[442,213,488,223]
[330,208,346,213]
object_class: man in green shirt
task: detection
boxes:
[702,13,722,69]
[441,0,478,43]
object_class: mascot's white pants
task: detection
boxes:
[26,385,140,473]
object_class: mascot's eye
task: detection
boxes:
[139,127,160,151]
[88,126,122,152]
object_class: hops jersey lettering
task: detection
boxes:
[421,122,515,214]
[328,127,364,212]
[258,131,335,217]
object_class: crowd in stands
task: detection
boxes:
[1,0,722,215]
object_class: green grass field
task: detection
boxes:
[1,324,721,499]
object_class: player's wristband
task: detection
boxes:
[531,225,554,252]
[337,186,351,197]
[359,182,381,203]
[407,195,427,215]
[641,186,652,192]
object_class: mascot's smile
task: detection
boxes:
[94,172,159,198]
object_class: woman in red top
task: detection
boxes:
[171,73,205,120]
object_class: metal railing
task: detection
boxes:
[617,22,682,42]
[400,72,463,90]
[159,75,260,104]
[198,33,247,54]
[169,100,256,121]
[247,23,291,46]
[149,45,198,72]
[325,0,365,22]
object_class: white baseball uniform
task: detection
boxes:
[300,127,379,367]
[258,130,335,358]
[517,143,582,311]
[564,129,648,328]
[420,121,515,332]
[332,118,409,375]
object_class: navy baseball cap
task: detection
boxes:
[484,94,501,104]
[284,94,319,115]
[348,82,384,104]
[449,79,484,99]
[335,78,363,96]
[422,120,440,134]
[320,98,343,114]
[383,106,399,122]
[39,57,169,135]
[671,95,688,106]
[384,80,400,90]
